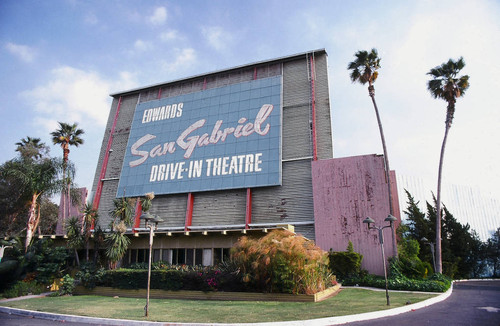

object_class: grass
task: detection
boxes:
[0,288,437,323]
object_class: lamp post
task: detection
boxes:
[421,237,436,273]
[363,214,397,306]
[140,212,163,317]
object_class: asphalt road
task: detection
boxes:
[346,280,500,326]
[0,280,498,325]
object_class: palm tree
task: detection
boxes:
[51,122,84,234]
[105,221,130,269]
[110,197,136,230]
[348,49,397,256]
[1,157,65,251]
[427,57,470,274]
[82,203,98,261]
[15,137,48,160]
[66,216,83,266]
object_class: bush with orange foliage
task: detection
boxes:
[231,229,333,294]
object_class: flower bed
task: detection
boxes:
[73,283,341,302]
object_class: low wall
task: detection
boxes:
[73,284,341,302]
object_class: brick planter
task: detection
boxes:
[73,283,341,302]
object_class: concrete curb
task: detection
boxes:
[0,284,454,325]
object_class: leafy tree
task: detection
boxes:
[427,57,470,273]
[1,157,67,251]
[402,191,484,279]
[348,49,396,255]
[1,137,51,236]
[51,122,84,234]
[403,190,432,242]
[38,197,59,234]
[485,228,500,277]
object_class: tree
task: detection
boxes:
[66,216,83,266]
[110,197,136,230]
[51,122,84,234]
[427,57,470,273]
[485,228,500,277]
[402,191,484,278]
[82,203,98,262]
[15,137,49,160]
[1,157,66,251]
[105,221,130,269]
[348,48,397,256]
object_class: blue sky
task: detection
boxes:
[1,1,499,224]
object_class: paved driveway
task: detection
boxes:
[345,280,500,326]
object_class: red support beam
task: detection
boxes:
[91,96,122,229]
[133,199,143,232]
[310,55,318,161]
[245,188,252,229]
[185,193,194,231]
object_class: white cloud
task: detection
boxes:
[149,7,167,26]
[134,39,152,52]
[22,66,137,132]
[5,42,36,63]
[201,26,232,51]
[84,12,98,25]
[160,30,180,42]
[163,48,197,73]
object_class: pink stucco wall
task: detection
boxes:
[312,154,400,275]
[57,187,88,233]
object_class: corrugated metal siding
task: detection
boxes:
[313,54,333,159]
[283,59,309,108]
[252,160,314,226]
[191,189,246,226]
[294,224,316,240]
[282,105,313,160]
[91,51,332,240]
[148,194,188,227]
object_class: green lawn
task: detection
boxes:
[0,289,437,323]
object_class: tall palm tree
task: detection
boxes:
[348,49,397,256]
[427,57,469,274]
[15,137,48,160]
[1,157,65,251]
[51,122,84,234]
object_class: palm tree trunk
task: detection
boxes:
[74,248,80,267]
[435,106,454,274]
[369,86,397,257]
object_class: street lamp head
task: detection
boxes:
[384,214,397,225]
[421,237,429,243]
[363,217,375,229]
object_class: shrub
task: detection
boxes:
[231,229,333,294]
[75,262,105,289]
[2,280,44,298]
[58,274,75,296]
[328,241,363,281]
[101,269,184,290]
[396,238,428,279]
[342,259,452,292]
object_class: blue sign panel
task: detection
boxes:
[117,76,282,197]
